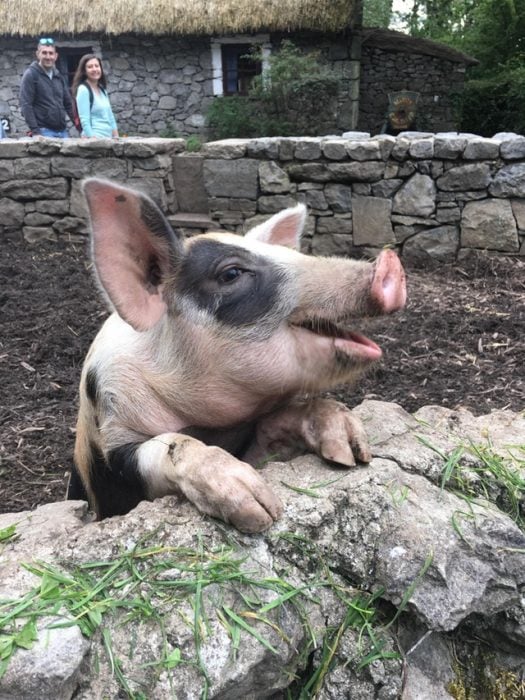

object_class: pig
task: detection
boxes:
[68,178,406,533]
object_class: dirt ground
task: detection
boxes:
[1,236,524,515]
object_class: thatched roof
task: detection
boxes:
[361,28,478,66]
[0,0,357,37]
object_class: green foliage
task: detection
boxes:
[363,0,394,27]
[403,0,525,134]
[206,40,341,139]
[158,122,180,138]
[460,65,525,136]
[185,134,203,152]
[418,435,525,531]
[206,95,257,139]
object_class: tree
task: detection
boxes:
[402,0,525,135]
[363,0,394,27]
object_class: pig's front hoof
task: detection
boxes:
[305,398,372,467]
[172,443,283,533]
[217,471,283,534]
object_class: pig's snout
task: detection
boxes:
[370,250,406,313]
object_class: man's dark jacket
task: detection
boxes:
[19,61,74,134]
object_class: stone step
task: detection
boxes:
[167,212,215,231]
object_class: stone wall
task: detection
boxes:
[1,133,524,260]
[0,137,185,243]
[358,45,466,135]
[200,132,525,260]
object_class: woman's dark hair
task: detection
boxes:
[71,54,107,97]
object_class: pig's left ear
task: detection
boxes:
[83,179,183,332]
[244,204,306,249]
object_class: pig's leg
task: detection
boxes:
[133,433,283,533]
[247,398,371,468]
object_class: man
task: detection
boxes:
[19,38,77,138]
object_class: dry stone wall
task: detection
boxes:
[0,137,185,243]
[200,131,525,260]
[1,132,524,260]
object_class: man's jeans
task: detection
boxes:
[39,128,68,138]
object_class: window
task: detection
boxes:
[211,36,270,97]
[221,44,261,96]
[56,46,94,86]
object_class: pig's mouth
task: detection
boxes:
[295,319,382,362]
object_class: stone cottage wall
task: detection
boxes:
[200,132,525,260]
[0,35,215,138]
[0,33,357,139]
[358,46,465,135]
[1,32,465,139]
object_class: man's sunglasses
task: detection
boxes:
[39,38,55,46]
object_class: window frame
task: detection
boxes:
[211,35,271,97]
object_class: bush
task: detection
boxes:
[206,95,257,140]
[459,64,525,136]
[206,41,341,139]
[185,134,203,152]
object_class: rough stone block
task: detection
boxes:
[0,159,15,181]
[328,161,385,183]
[463,138,500,160]
[23,226,58,243]
[393,173,436,217]
[316,215,352,235]
[202,140,248,159]
[0,197,25,226]
[15,158,51,179]
[461,199,519,252]
[312,232,353,256]
[352,195,394,246]
[403,225,459,261]
[437,163,491,191]
[258,195,298,214]
[490,164,525,198]
[50,157,91,179]
[322,140,347,161]
[324,183,352,212]
[259,161,291,194]
[204,159,258,199]
[0,178,68,200]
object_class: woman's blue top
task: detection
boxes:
[76,84,118,137]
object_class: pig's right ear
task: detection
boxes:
[83,179,183,332]
[244,204,306,249]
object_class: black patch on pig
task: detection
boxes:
[89,442,147,519]
[177,240,286,327]
[85,368,99,407]
[67,464,88,501]
[180,422,256,457]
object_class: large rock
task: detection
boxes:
[393,173,436,217]
[461,199,519,252]
[0,402,524,699]
[352,195,395,246]
[403,225,459,261]
[489,163,525,198]
[437,163,491,191]
[204,158,259,199]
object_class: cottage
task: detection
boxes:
[0,0,476,138]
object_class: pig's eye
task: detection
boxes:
[217,266,244,284]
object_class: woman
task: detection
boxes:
[72,54,118,138]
